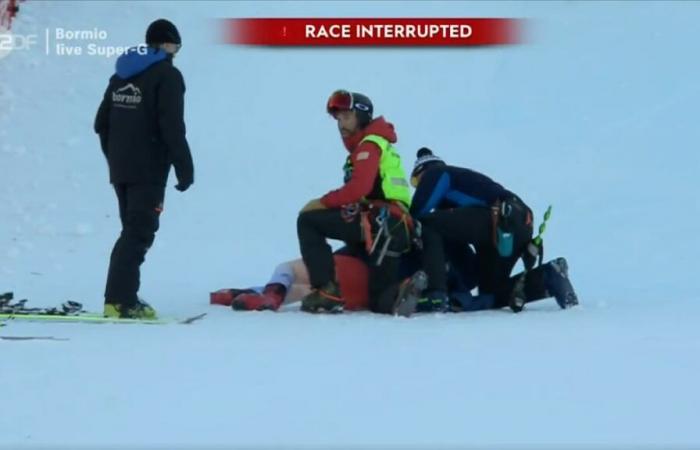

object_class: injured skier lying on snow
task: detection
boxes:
[210,246,578,317]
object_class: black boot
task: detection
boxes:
[544,257,579,308]
[508,257,579,311]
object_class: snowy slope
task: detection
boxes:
[1,1,699,447]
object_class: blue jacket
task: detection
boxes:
[410,164,514,217]
[115,46,168,79]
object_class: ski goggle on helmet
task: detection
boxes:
[326,90,374,127]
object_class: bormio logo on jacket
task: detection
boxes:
[112,83,142,108]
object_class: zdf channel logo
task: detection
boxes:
[0,27,37,60]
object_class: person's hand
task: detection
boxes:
[175,180,192,192]
[300,198,326,214]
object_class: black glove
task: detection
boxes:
[175,180,192,192]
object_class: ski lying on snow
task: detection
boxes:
[1,336,69,341]
[0,312,207,325]
[0,293,207,325]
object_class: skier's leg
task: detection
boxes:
[288,259,312,301]
[232,258,304,311]
[266,250,370,308]
[248,255,370,308]
[265,259,297,301]
[290,258,309,285]
[288,283,312,303]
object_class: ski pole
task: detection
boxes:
[533,205,552,247]
[510,205,553,313]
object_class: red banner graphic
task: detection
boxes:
[224,18,523,47]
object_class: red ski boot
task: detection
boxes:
[210,288,257,306]
[231,283,286,311]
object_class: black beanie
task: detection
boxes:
[146,19,181,46]
[411,147,445,177]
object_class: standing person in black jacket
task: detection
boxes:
[94,19,194,319]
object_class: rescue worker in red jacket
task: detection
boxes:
[297,90,416,314]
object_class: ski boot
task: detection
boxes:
[393,271,429,317]
[104,298,158,319]
[301,281,344,314]
[544,257,579,309]
[415,289,449,314]
[210,288,258,306]
[0,292,13,307]
[232,283,286,311]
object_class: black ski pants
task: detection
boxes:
[297,208,409,314]
[104,184,165,306]
[421,204,532,306]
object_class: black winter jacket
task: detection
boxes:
[94,47,193,186]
